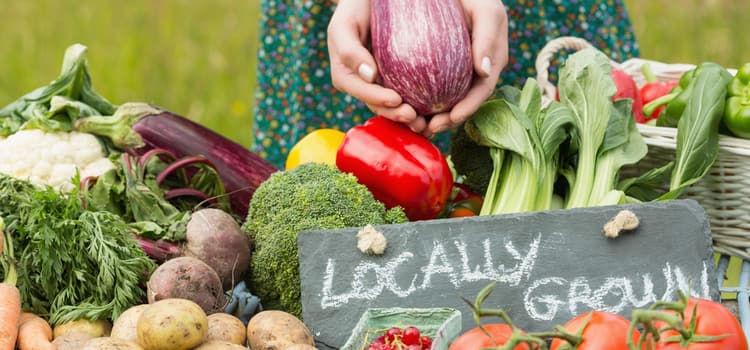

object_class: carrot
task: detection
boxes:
[16,312,55,350]
[0,222,22,350]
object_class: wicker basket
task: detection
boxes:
[535,36,750,260]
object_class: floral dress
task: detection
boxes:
[253,0,640,169]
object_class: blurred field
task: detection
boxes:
[0,0,748,148]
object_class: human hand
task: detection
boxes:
[327,0,508,137]
[327,0,419,126]
[420,0,509,138]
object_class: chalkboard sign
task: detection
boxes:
[298,199,718,350]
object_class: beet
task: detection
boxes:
[370,0,473,116]
[184,208,251,290]
[147,256,225,314]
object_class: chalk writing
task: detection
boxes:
[320,235,710,321]
[321,235,540,308]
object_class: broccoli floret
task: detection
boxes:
[241,162,408,318]
[449,123,493,195]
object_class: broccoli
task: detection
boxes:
[241,162,408,318]
[449,122,493,195]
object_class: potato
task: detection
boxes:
[82,337,144,350]
[247,311,314,350]
[193,340,249,350]
[52,332,97,350]
[53,318,113,338]
[136,298,208,350]
[207,313,247,344]
[111,304,150,341]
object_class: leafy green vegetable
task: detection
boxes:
[557,49,618,208]
[622,63,732,201]
[241,162,408,318]
[587,99,648,206]
[0,44,116,136]
[84,151,231,241]
[664,63,732,199]
[0,174,154,325]
[465,78,573,215]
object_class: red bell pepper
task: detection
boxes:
[336,116,453,221]
[639,64,679,122]
[611,68,646,123]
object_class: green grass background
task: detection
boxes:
[1,0,748,293]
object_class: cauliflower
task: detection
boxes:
[0,130,115,192]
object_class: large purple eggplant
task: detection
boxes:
[370,0,473,116]
[75,103,278,218]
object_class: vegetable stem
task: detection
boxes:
[74,102,161,150]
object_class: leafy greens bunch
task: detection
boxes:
[0,174,155,326]
[452,49,730,215]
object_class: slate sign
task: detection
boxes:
[298,199,719,350]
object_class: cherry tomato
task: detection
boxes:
[449,324,530,350]
[445,183,483,217]
[448,207,476,218]
[652,298,748,350]
[550,311,640,350]
[402,326,421,345]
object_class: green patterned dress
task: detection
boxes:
[253,0,640,169]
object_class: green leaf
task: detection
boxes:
[0,44,117,135]
[588,99,648,206]
[466,99,537,163]
[662,64,732,199]
[619,162,675,202]
[557,49,617,208]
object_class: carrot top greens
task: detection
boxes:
[0,174,154,326]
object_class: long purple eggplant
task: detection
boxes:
[75,102,278,218]
[370,0,473,116]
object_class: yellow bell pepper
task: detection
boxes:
[285,128,345,170]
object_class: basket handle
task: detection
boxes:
[535,36,620,100]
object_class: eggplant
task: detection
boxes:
[75,103,278,218]
[370,0,473,116]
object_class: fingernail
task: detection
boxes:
[358,63,375,82]
[481,56,491,76]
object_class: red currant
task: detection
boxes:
[385,327,402,343]
[371,335,386,345]
[402,326,421,345]
[366,343,391,350]
[406,345,421,350]
[420,335,433,349]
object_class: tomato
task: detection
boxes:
[550,311,640,350]
[449,324,530,350]
[445,183,483,218]
[652,298,748,350]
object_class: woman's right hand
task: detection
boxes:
[327,0,420,126]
